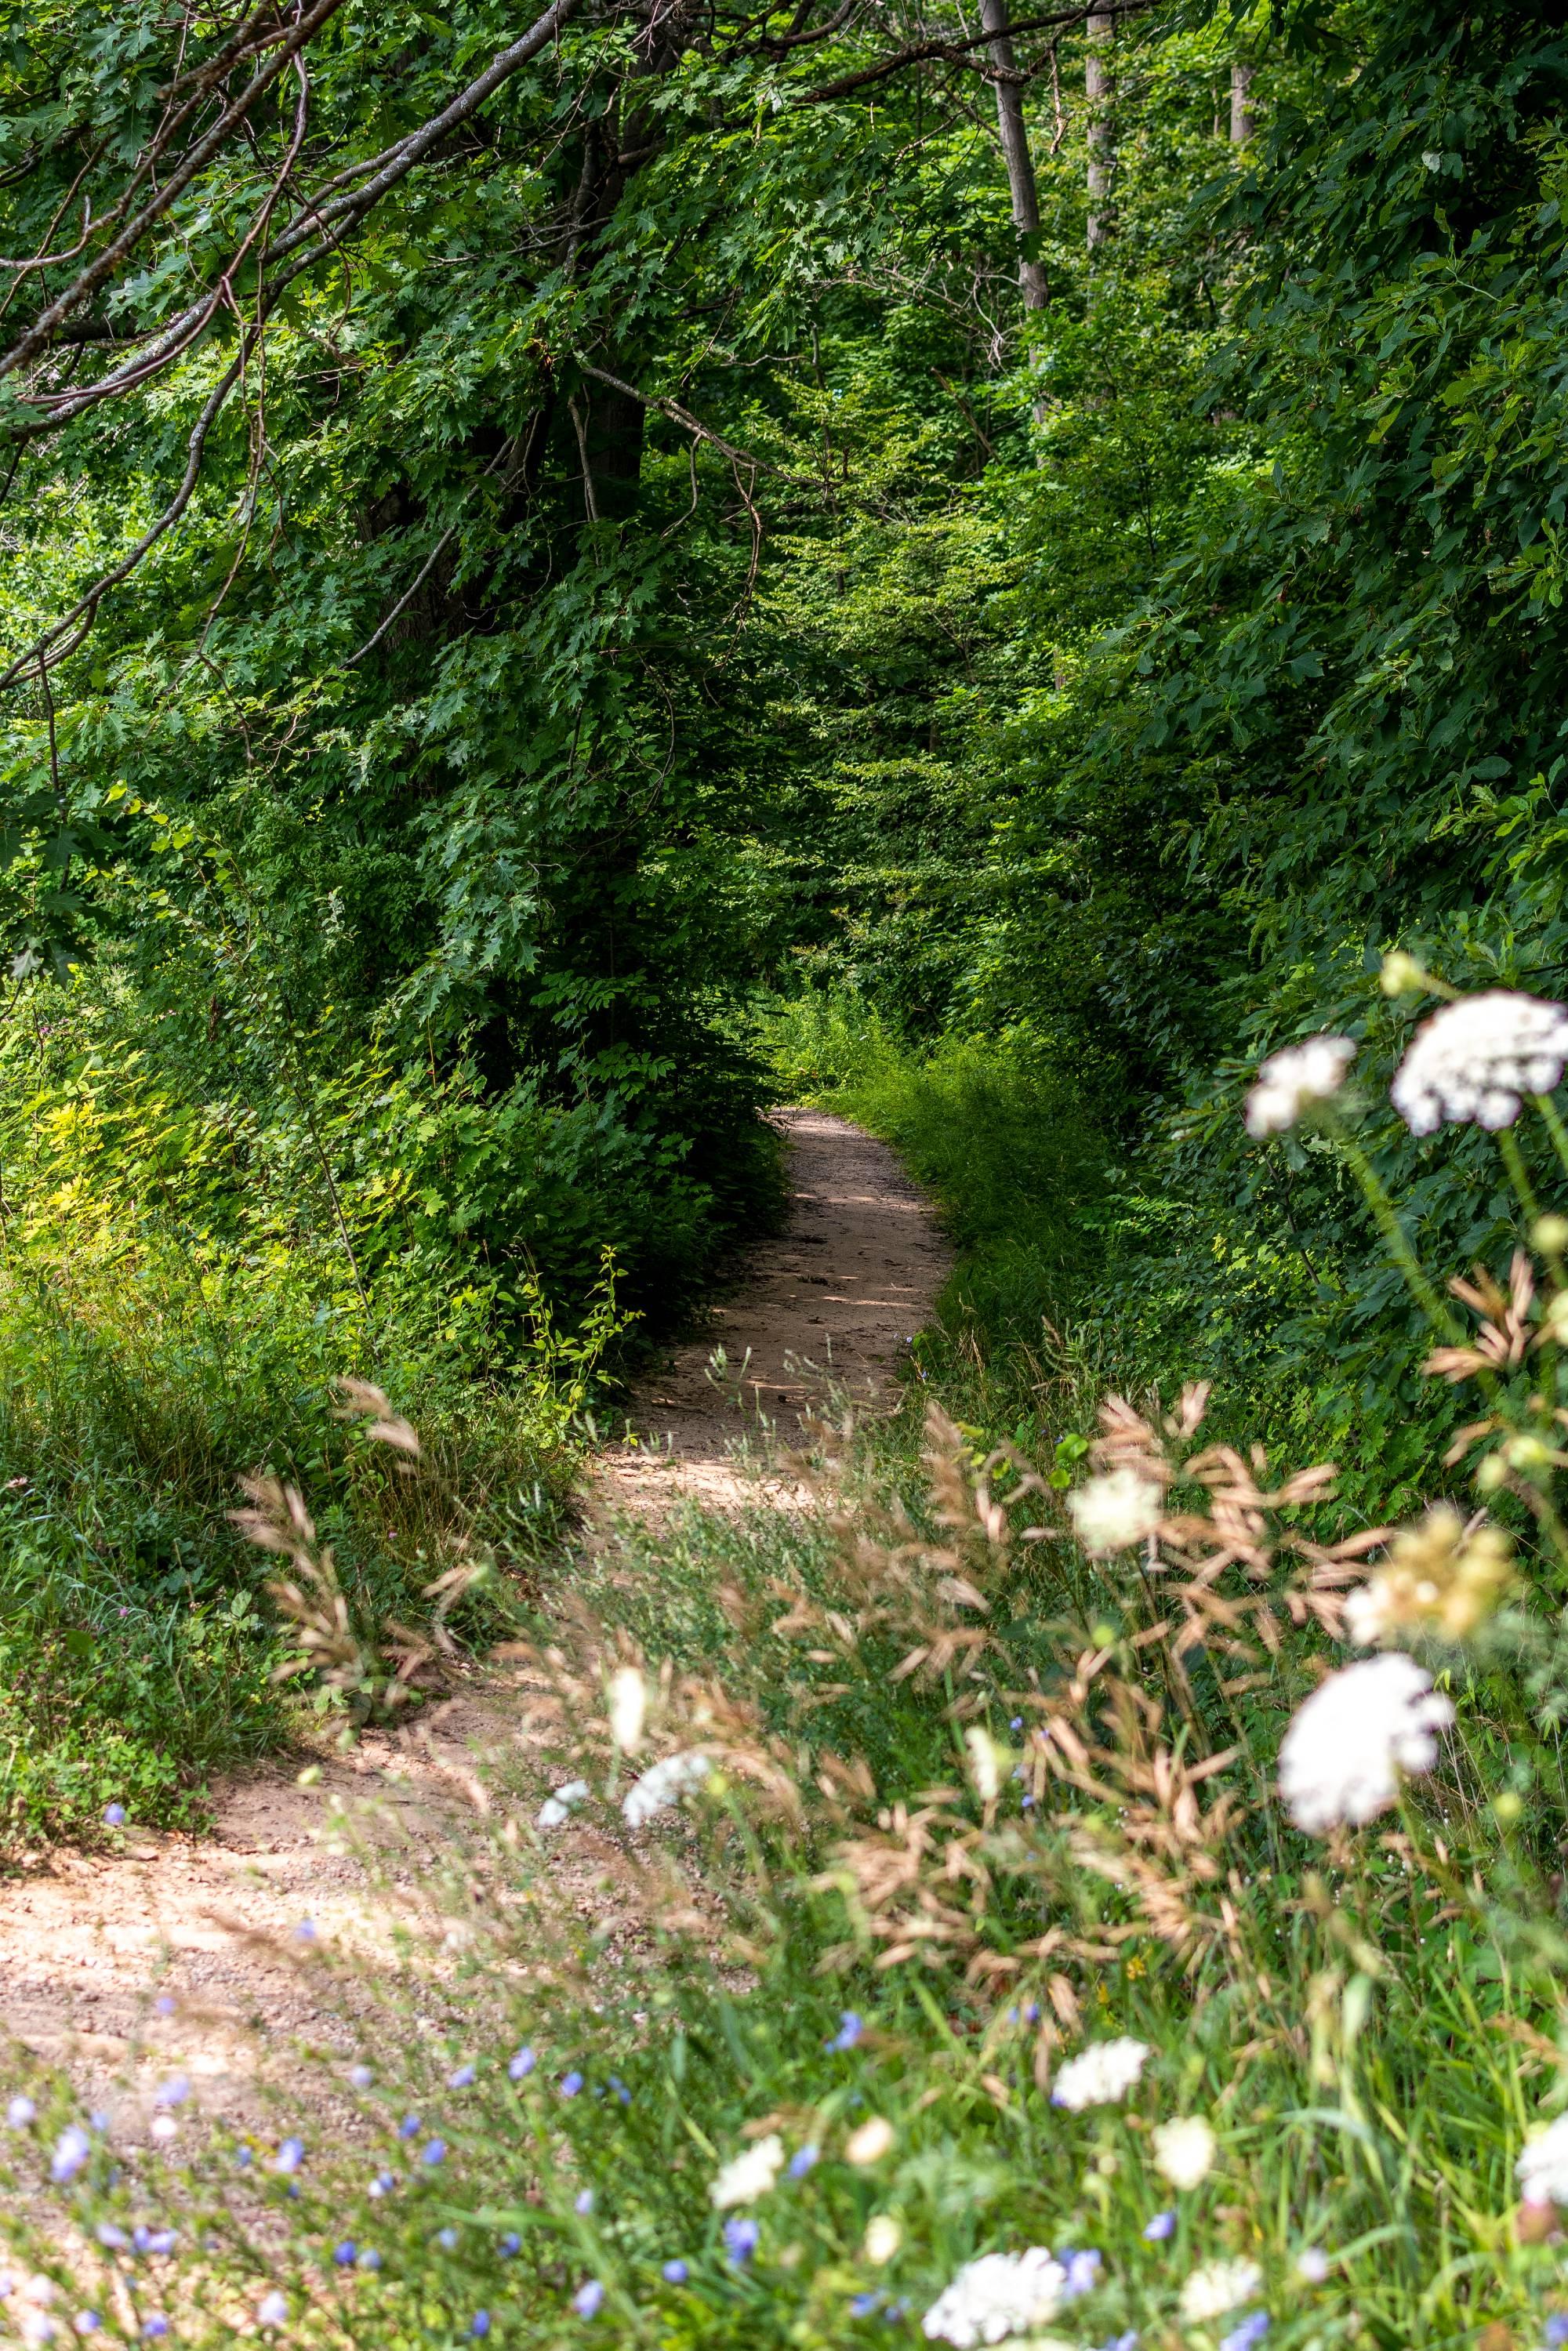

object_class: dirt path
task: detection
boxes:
[0,1109,951,2122]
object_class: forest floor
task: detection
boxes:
[0,1109,950,2138]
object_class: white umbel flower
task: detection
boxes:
[1151,2115,1217,2190]
[921,2249,1067,2346]
[608,1666,648,1753]
[1245,1035,1356,1136]
[622,1750,713,1829]
[710,2133,784,2208]
[1516,2113,1568,2206]
[535,1779,590,1830]
[1179,2258,1263,2324]
[1066,1470,1161,1557]
[1050,2037,1149,2110]
[1391,990,1568,1134]
[1278,1653,1453,1834]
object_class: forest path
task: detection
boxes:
[0,1110,950,2128]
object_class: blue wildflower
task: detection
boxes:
[349,2066,373,2090]
[1099,2336,1139,2351]
[851,2292,882,2317]
[75,2316,100,2335]
[358,2251,382,2273]
[294,1920,316,1943]
[1219,2317,1269,2351]
[1142,2211,1176,2242]
[575,2190,595,2215]
[274,2138,304,2175]
[154,1997,176,2017]
[154,2077,189,2110]
[398,2115,420,2139]
[333,2243,357,2269]
[609,2075,631,2104]
[724,2218,759,2267]
[499,2234,521,2258]
[788,2145,819,2179]
[662,2261,688,2285]
[828,2012,863,2052]
[471,2315,491,2338]
[561,2072,584,2099]
[143,2322,169,2341]
[509,2048,536,2081]
[572,2280,604,2319]
[421,2138,446,2167]
[52,2125,91,2183]
[102,1805,125,1828]
[1547,2323,1568,2351]
[368,2171,397,2198]
[448,2064,476,2089]
[1062,2250,1102,2299]
[437,2229,459,2251]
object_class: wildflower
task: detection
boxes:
[575,2190,595,2215]
[94,2228,127,2252]
[1150,2117,1216,2190]
[1179,2260,1263,2325]
[154,1995,176,2016]
[422,2139,446,2166]
[965,1729,1006,1804]
[724,2218,760,2266]
[349,2066,373,2089]
[7,2096,35,2128]
[1060,2251,1101,2298]
[789,2145,819,2179]
[437,2226,460,2252]
[866,2216,902,2265]
[560,2072,584,2099]
[1381,951,1427,998]
[20,2323,54,2350]
[662,2261,689,2285]
[358,2251,382,2273]
[921,2249,1067,2346]
[1219,2316,1269,2351]
[294,1920,316,1943]
[1294,2250,1330,2284]
[853,2292,884,2318]
[274,2138,305,2174]
[448,2064,476,2090]
[608,2075,631,2104]
[829,2012,864,2052]
[608,1666,648,1752]
[50,2128,91,2184]
[509,2048,536,2081]
[1518,2113,1568,2206]
[1244,1036,1355,1137]
[73,2318,100,2338]
[572,2283,604,2320]
[143,2323,168,2341]
[333,2243,357,2269]
[257,2293,288,2331]
[1142,2212,1176,2242]
[1279,1653,1453,1833]
[1051,2039,1150,2110]
[537,1780,590,1830]
[471,2316,491,2338]
[368,2171,397,2197]
[102,1805,125,1828]
[150,2114,178,2144]
[1345,1507,1512,1646]
[846,2117,895,2164]
[398,2115,421,2138]
[499,2235,521,2257]
[710,2134,785,2208]
[1067,1471,1161,1558]
[1547,2319,1568,2349]
[1392,991,1568,1132]
[622,1751,713,1829]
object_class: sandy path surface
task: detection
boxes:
[0,1109,950,2123]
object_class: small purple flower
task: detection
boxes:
[421,2138,446,2167]
[1061,2250,1102,2300]
[509,2048,536,2081]
[1218,2317,1269,2351]
[1547,2322,1568,2351]
[560,2072,583,2099]
[608,2075,631,2104]
[349,2066,373,2090]
[575,2190,594,2215]
[828,2012,863,2052]
[358,2251,382,2273]
[724,2218,759,2267]
[471,2315,491,2338]
[95,2226,127,2252]
[1142,2211,1176,2242]
[274,2137,304,2174]
[75,2314,101,2335]
[1099,2336,1139,2351]
[145,2231,176,2258]
[257,2295,287,2331]
[499,2234,521,2258]
[89,2112,109,2132]
[788,2145,818,2179]
[437,2229,459,2251]
[143,2323,168,2341]
[851,2291,882,2317]
[448,2064,475,2090]
[6,2096,34,2128]
[1023,2001,1040,2023]
[662,2260,688,2285]
[102,1805,125,1828]
[52,2125,92,2183]
[398,2115,421,2139]
[154,2077,189,2110]
[368,2171,397,2198]
[154,1997,176,2017]
[1010,1717,1023,1731]
[333,2242,357,2268]
[572,2280,604,2319]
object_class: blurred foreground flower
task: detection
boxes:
[710,2135,784,2208]
[536,1780,590,1830]
[607,1667,647,1753]
[1517,2113,1568,2207]
[846,2117,895,2164]
[622,1751,713,1829]
[1180,2258,1264,2324]
[1066,1471,1160,1558]
[1151,2115,1216,2190]
[1245,1035,1355,1137]
[1278,1653,1453,1833]
[1392,990,1568,1134]
[921,2249,1067,2346]
[1345,1507,1512,1646]
[1051,2037,1149,2110]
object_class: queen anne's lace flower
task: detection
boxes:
[1179,2259,1263,2324]
[1391,991,1568,1134]
[1278,1653,1453,1834]
[710,2135,784,2209]
[535,1780,590,1830]
[1151,2116,1216,2190]
[921,2250,1067,2346]
[608,1667,648,1753]
[1050,2037,1149,2110]
[1245,1036,1356,1137]
[1516,2113,1568,2206]
[1344,1507,1512,1647]
[622,1751,713,1830]
[1066,1471,1161,1558]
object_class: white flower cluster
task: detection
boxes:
[1066,1470,1161,1558]
[1179,2258,1263,2324]
[1517,2113,1568,2207]
[1051,2037,1149,2111]
[622,1749,713,1829]
[1391,990,1568,1134]
[710,2134,784,2209]
[535,1779,590,1830]
[921,2249,1066,2346]
[1278,1653,1453,1834]
[1151,2115,1217,2190]
[1245,1035,1356,1137]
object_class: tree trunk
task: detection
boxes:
[1085,9,1114,252]
[1229,62,1255,146]
[979,0,1047,310]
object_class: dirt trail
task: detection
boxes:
[0,1109,950,2121]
